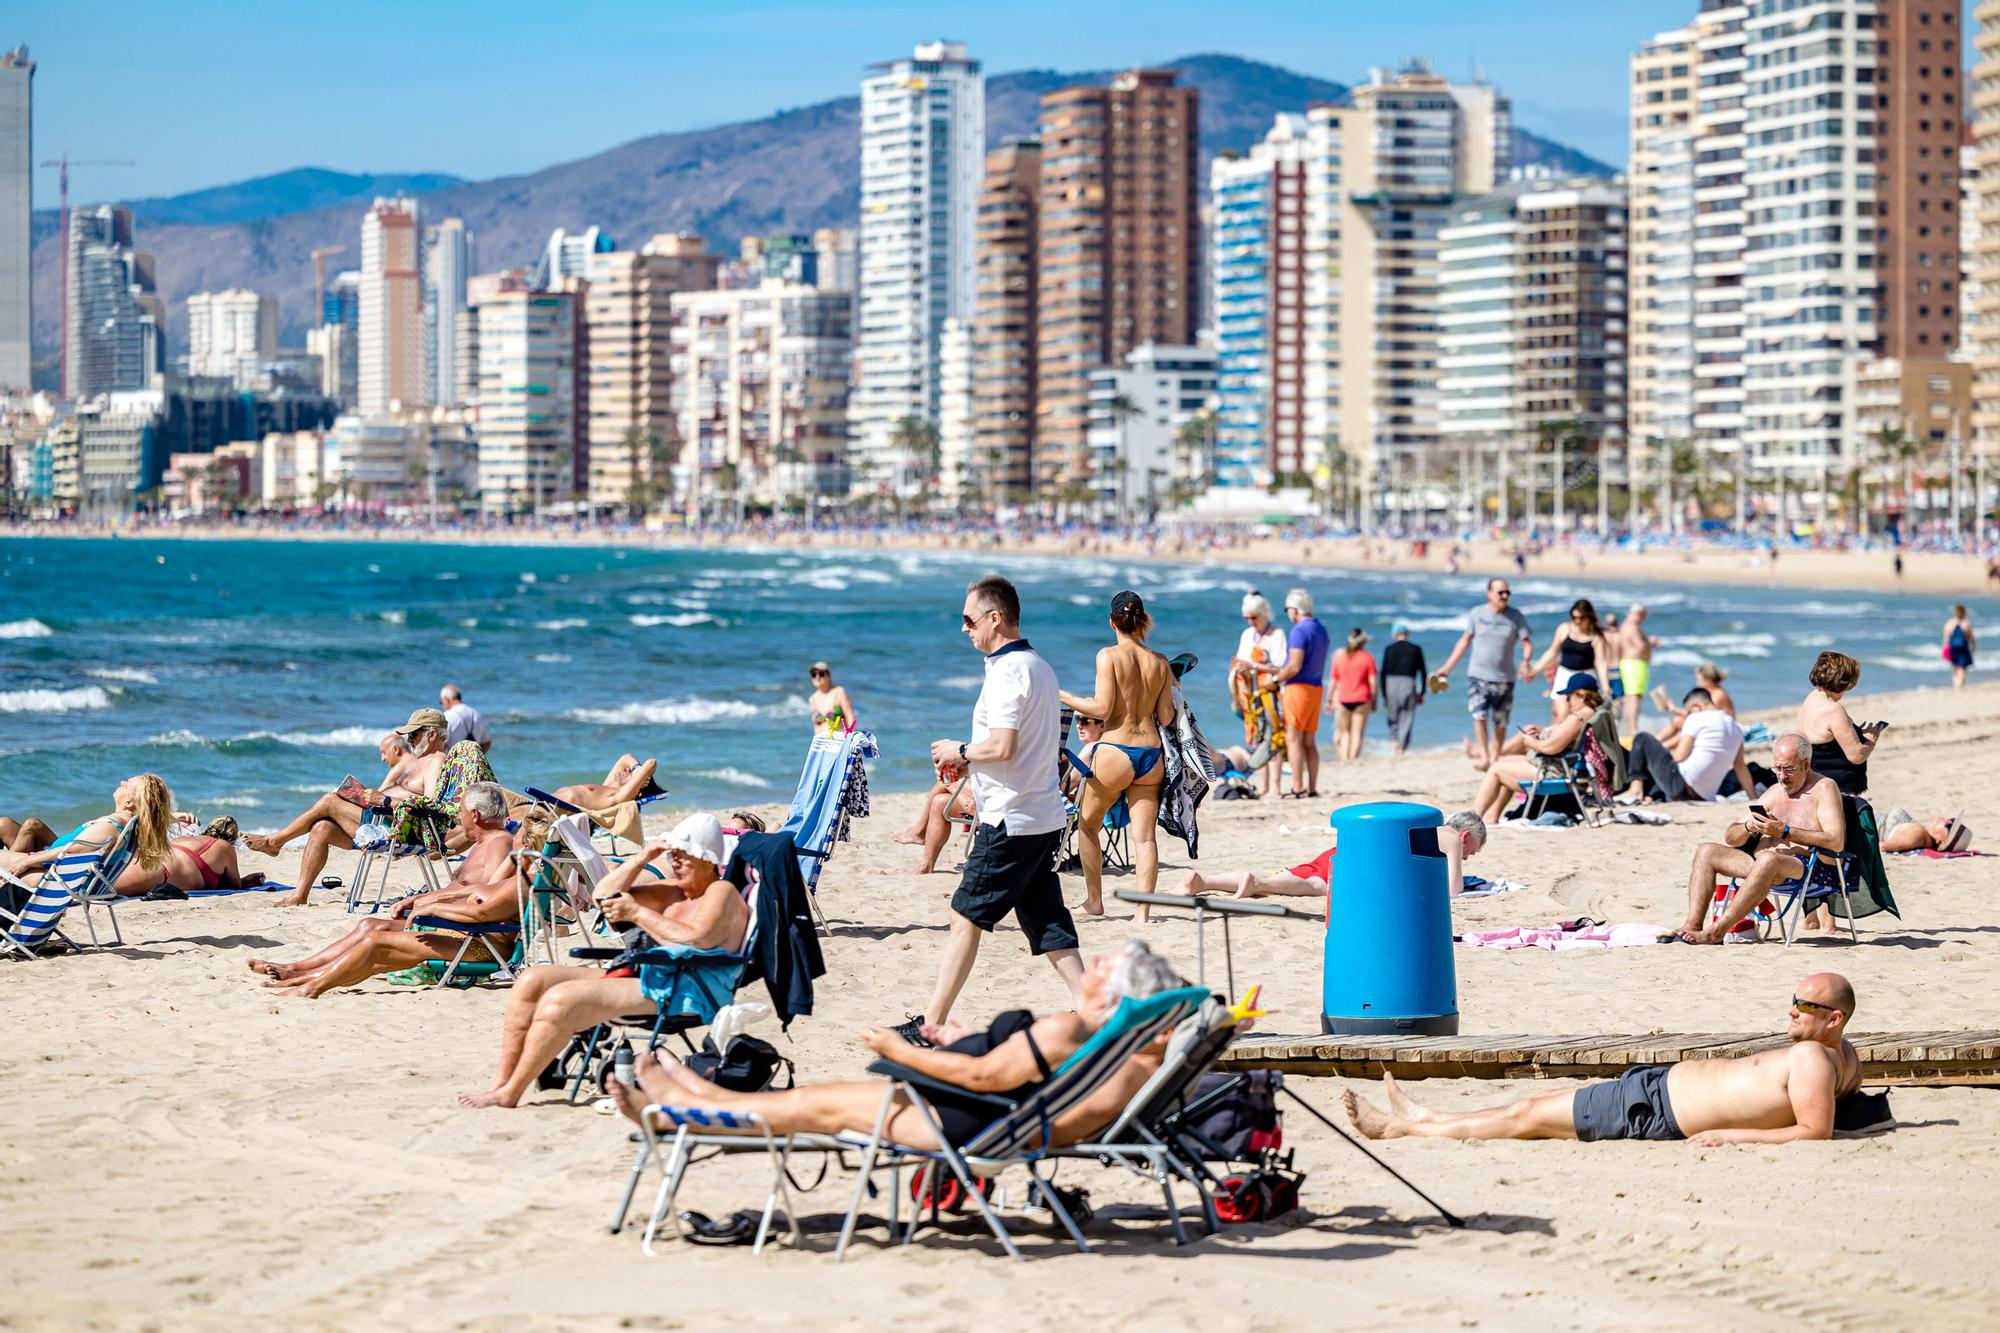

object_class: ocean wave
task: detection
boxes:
[536,617,589,631]
[567,697,761,726]
[669,596,710,611]
[629,612,718,628]
[693,766,774,789]
[1670,632,1773,658]
[88,667,158,684]
[435,571,460,581]
[1871,653,1946,673]
[1397,615,1468,632]
[623,591,669,605]
[259,725,379,747]
[0,617,53,638]
[938,675,982,691]
[203,794,265,808]
[0,685,114,713]
[533,653,571,664]
[378,609,407,625]
[145,729,208,747]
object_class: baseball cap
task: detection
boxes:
[1391,621,1410,636]
[1110,589,1144,617]
[1554,672,1600,696]
[660,812,726,867]
[394,707,449,735]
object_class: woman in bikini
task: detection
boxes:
[1059,590,1176,921]
[1528,598,1614,725]
[125,833,263,896]
[0,775,175,915]
[807,661,858,737]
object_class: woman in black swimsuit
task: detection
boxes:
[1528,599,1613,724]
[609,941,1186,1150]
[1796,650,1881,796]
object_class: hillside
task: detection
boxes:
[25,54,1613,374]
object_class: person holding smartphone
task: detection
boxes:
[1673,734,1845,944]
[1796,651,1882,797]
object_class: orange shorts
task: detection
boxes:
[1283,684,1323,737]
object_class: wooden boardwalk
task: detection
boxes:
[1221,1031,2000,1086]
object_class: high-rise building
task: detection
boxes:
[1439,179,1629,514]
[670,282,854,503]
[812,227,859,294]
[1036,69,1200,493]
[1627,27,1699,501]
[475,287,579,512]
[1975,3,2000,458]
[72,389,164,515]
[66,205,163,399]
[936,317,973,499]
[358,197,424,414]
[1210,114,1308,489]
[1301,63,1509,514]
[423,218,475,407]
[0,46,31,393]
[582,233,721,511]
[533,226,614,289]
[308,269,361,405]
[186,289,277,383]
[970,137,1041,499]
[851,41,983,497]
[1086,344,1217,516]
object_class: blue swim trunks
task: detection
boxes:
[1571,1065,1684,1142]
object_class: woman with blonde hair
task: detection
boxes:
[1059,590,1176,920]
[1694,663,1736,717]
[0,774,176,913]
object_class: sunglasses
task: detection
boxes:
[1791,996,1841,1016]
[810,670,829,678]
[962,609,997,629]
[1495,591,1511,598]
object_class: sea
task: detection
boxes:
[2,536,1992,830]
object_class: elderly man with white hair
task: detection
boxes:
[246,782,524,997]
[1674,734,1845,944]
[1228,590,1290,797]
[1270,587,1331,799]
[458,813,748,1109]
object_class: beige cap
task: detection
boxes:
[395,707,449,735]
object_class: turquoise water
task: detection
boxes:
[1,536,1991,829]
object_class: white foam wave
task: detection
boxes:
[938,675,982,691]
[533,653,571,664]
[145,729,207,746]
[0,685,113,713]
[377,609,407,625]
[88,667,157,684]
[1397,615,1469,632]
[536,618,588,631]
[519,572,539,584]
[623,591,669,605]
[694,766,774,789]
[1871,653,1946,673]
[435,571,460,581]
[1068,594,1095,606]
[0,617,53,639]
[1651,649,1706,667]
[669,596,710,611]
[203,795,264,808]
[567,697,761,727]
[629,612,717,628]
[263,725,379,747]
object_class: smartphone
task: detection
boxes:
[1748,804,1767,817]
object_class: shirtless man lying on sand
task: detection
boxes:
[1171,810,1486,901]
[246,783,526,998]
[1346,972,1861,1147]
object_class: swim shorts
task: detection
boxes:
[1285,846,1334,884]
[1620,658,1650,697]
[1571,1065,1684,1142]
[1465,678,1515,721]
[1283,684,1324,737]
[952,824,1078,955]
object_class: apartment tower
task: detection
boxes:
[1976,3,2000,457]
[186,289,277,382]
[970,137,1041,498]
[1035,69,1200,494]
[851,41,983,497]
[1210,114,1308,489]
[0,46,31,392]
[475,286,578,512]
[581,233,721,511]
[1627,28,1699,502]
[423,218,475,407]
[359,197,425,414]
[65,205,163,399]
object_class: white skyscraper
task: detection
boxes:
[851,40,983,495]
[0,46,30,393]
[186,288,277,383]
[423,218,474,406]
[358,197,424,414]
[66,205,162,399]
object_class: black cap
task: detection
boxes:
[1110,589,1144,617]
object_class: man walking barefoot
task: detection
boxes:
[899,575,1084,1042]
[1345,973,1861,1146]
[1433,579,1533,773]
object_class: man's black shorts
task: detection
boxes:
[951,823,1078,955]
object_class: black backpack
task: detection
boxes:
[685,1034,794,1093]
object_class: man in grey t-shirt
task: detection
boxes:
[1436,578,1533,771]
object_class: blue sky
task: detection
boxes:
[4,0,1907,201]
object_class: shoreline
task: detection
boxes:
[7,520,2000,598]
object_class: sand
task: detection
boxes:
[5,681,1999,1329]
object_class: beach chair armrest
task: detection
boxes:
[865,1059,1016,1109]
[793,844,834,862]
[409,915,519,934]
[524,787,585,813]
[569,946,625,961]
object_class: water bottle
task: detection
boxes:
[613,1044,636,1088]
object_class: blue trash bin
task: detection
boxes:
[1321,801,1458,1035]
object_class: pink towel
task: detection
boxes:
[1455,922,1670,951]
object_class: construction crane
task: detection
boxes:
[38,154,136,396]
[311,245,348,318]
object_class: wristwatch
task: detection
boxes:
[1780,823,1791,842]
[958,742,968,763]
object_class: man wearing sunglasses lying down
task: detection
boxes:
[1343,973,1861,1147]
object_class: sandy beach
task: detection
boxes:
[10,518,1999,598]
[5,680,1999,1329]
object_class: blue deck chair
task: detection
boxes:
[614,986,1205,1260]
[1,818,137,956]
[1709,795,1877,947]
[523,784,672,856]
[779,729,875,926]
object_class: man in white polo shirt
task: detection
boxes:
[897,575,1084,1042]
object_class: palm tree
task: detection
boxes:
[1103,392,1142,517]
[715,460,741,526]
[889,415,941,510]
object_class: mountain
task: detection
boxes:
[25,54,1614,373]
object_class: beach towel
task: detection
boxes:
[1158,683,1217,859]
[1455,920,1668,951]
[1892,848,1986,859]
[186,881,297,899]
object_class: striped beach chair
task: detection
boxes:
[1,818,136,958]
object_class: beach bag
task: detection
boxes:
[686,1034,793,1093]
[1185,1071,1283,1159]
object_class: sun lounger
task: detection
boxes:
[778,729,876,925]
[523,784,671,855]
[1,818,136,957]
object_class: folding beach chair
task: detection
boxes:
[1,818,136,956]
[1709,794,1895,947]
[523,784,672,856]
[778,729,875,926]
[346,809,444,913]
[611,986,1204,1261]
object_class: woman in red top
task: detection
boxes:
[1329,628,1378,762]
